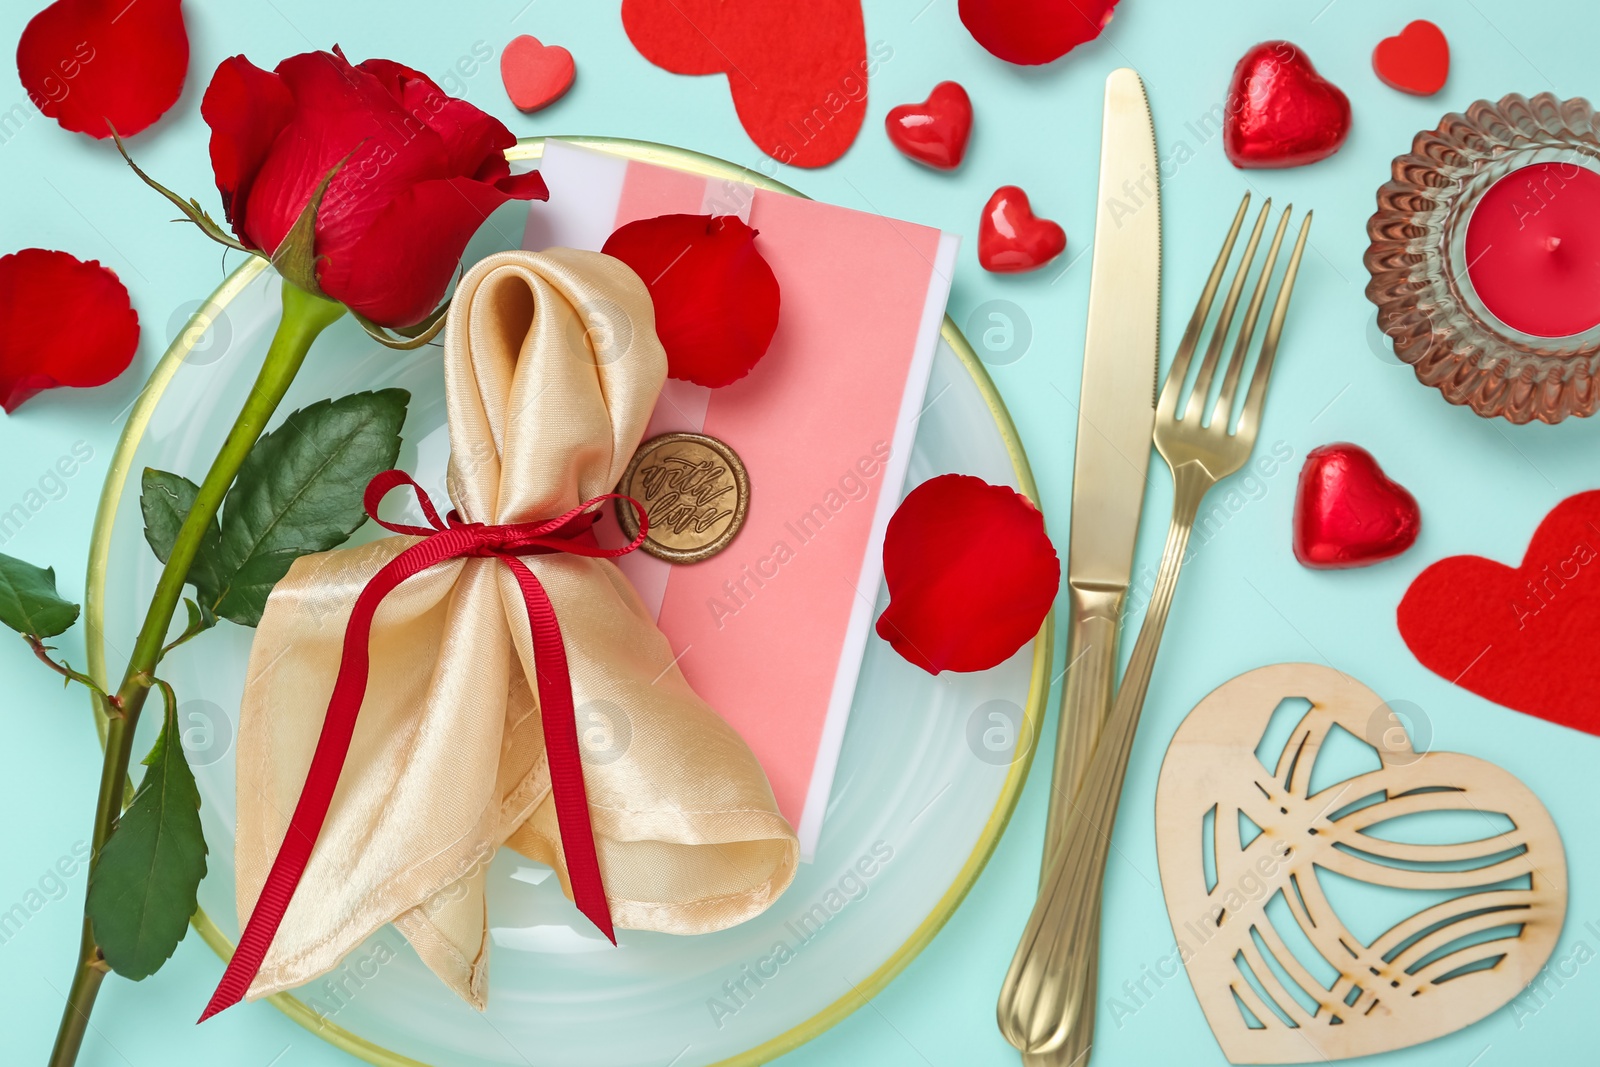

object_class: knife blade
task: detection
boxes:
[1040,67,1160,876]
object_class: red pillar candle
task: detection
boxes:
[1464,162,1600,338]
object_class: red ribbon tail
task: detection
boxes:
[199,536,460,1021]
[506,557,616,943]
[199,479,631,1022]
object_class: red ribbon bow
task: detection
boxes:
[201,470,648,1021]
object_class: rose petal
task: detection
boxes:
[17,0,188,138]
[876,474,1058,674]
[602,214,780,388]
[0,249,139,412]
[958,0,1119,66]
[201,55,295,245]
[319,171,548,328]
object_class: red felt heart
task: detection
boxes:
[1398,491,1600,736]
[1293,444,1420,569]
[621,0,867,168]
[978,186,1065,273]
[1224,41,1351,169]
[885,81,972,170]
[1373,20,1449,96]
[500,35,575,112]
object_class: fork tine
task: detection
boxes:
[1158,193,1251,420]
[1213,206,1292,429]
[1184,198,1271,424]
[1236,211,1312,443]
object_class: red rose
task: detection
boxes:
[201,47,547,328]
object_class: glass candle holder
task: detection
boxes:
[1365,92,1600,424]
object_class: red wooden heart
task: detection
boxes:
[1293,444,1420,569]
[1224,41,1351,169]
[978,186,1064,273]
[500,35,575,112]
[885,81,972,170]
[621,0,867,168]
[1398,490,1600,736]
[1373,20,1449,96]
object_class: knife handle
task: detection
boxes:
[1039,583,1124,884]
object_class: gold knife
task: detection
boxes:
[1041,68,1160,870]
[1007,66,1160,1066]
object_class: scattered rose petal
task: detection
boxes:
[17,0,188,138]
[603,214,781,388]
[876,474,1059,674]
[959,0,1119,66]
[0,249,139,412]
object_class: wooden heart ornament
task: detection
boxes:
[1155,664,1565,1064]
[1399,490,1600,736]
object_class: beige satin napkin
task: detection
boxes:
[234,248,799,1006]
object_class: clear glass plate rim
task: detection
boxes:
[81,135,1054,1067]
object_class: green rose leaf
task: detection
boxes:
[213,389,408,626]
[139,469,227,606]
[85,688,208,981]
[0,552,80,639]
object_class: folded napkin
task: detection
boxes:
[231,248,798,1007]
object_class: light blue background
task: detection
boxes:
[3,1,1596,1064]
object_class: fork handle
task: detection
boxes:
[998,463,1210,1056]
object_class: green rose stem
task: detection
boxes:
[49,280,346,1067]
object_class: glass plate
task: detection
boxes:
[85,138,1050,1067]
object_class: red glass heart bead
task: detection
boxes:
[978,186,1065,273]
[885,81,972,170]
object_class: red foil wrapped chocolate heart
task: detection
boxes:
[1223,41,1351,169]
[1293,443,1420,569]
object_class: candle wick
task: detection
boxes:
[1544,236,1563,252]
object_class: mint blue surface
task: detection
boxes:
[2,1,1596,1064]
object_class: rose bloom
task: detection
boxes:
[202,46,547,327]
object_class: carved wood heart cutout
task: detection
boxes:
[1155,664,1566,1063]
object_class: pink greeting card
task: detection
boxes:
[523,141,957,858]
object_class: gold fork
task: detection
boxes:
[998,192,1311,1062]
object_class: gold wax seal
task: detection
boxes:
[616,432,749,563]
